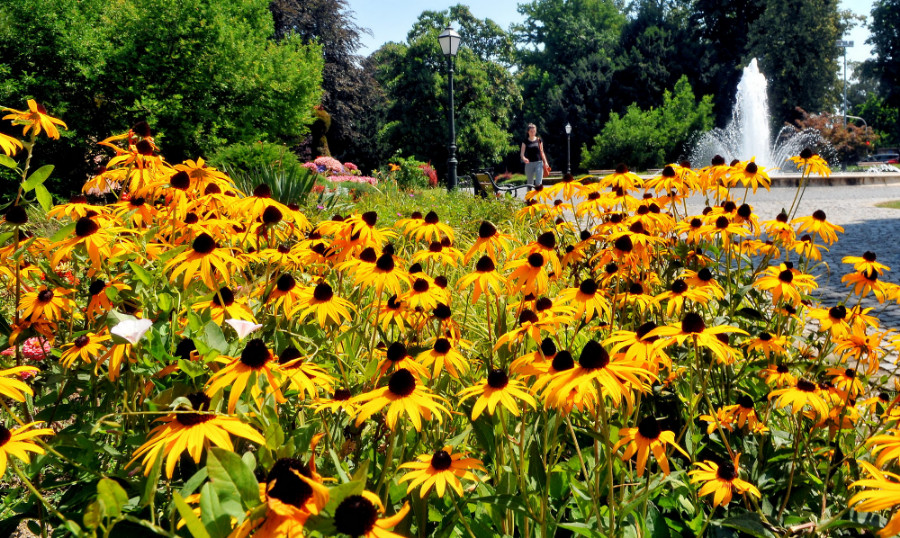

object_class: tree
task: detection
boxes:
[748,0,844,126]
[373,6,521,180]
[689,0,766,127]
[581,76,714,170]
[861,0,900,142]
[269,0,384,167]
[0,0,323,195]
[791,108,877,163]
[514,0,625,170]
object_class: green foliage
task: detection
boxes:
[853,93,900,147]
[0,0,323,196]
[861,0,900,141]
[581,76,714,170]
[378,153,431,190]
[209,141,304,177]
[748,0,844,125]
[373,5,520,178]
[222,162,316,206]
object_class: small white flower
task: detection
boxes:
[225,319,262,339]
[110,318,153,345]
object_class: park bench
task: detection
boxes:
[469,169,528,197]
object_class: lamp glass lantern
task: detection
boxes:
[438,26,461,57]
[565,123,572,135]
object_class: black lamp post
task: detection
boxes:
[438,25,461,191]
[565,122,572,175]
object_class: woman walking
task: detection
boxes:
[520,123,549,190]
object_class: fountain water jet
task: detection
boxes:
[690,59,826,171]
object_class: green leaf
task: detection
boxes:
[157,292,173,313]
[207,447,262,509]
[179,468,209,499]
[22,164,54,192]
[203,321,228,354]
[199,483,232,538]
[82,501,102,530]
[140,449,164,508]
[720,512,776,538]
[34,184,52,212]
[0,155,17,170]
[173,492,210,538]
[96,477,128,518]
[50,222,76,243]
[558,522,598,537]
[128,261,153,286]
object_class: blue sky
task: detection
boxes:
[349,0,875,65]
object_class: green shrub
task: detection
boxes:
[376,153,432,189]
[208,141,303,176]
[581,76,714,171]
[222,162,316,205]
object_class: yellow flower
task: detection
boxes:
[3,99,68,139]
[332,491,409,538]
[0,421,55,477]
[457,369,537,419]
[0,366,40,402]
[768,378,830,418]
[0,132,23,156]
[398,446,485,497]
[612,416,689,476]
[789,148,831,177]
[849,461,900,537]
[689,456,760,507]
[351,369,449,431]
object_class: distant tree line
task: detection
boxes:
[3,0,895,195]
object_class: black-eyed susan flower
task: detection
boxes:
[647,313,746,365]
[842,268,889,303]
[0,366,40,402]
[464,221,514,264]
[744,332,788,360]
[843,251,890,276]
[3,99,68,139]
[416,337,470,378]
[833,327,885,375]
[849,462,900,538]
[603,322,670,372]
[411,239,462,267]
[0,132,22,156]
[557,278,609,323]
[376,341,430,380]
[457,256,506,302]
[402,276,445,312]
[313,388,357,416]
[59,332,109,368]
[352,368,449,431]
[414,211,454,243]
[206,339,286,413]
[792,210,843,245]
[826,367,864,400]
[191,286,256,324]
[276,346,334,400]
[265,272,306,316]
[165,232,244,290]
[612,416,688,476]
[292,282,355,328]
[768,378,830,418]
[398,446,485,498]
[332,491,409,538]
[0,421,54,477]
[733,159,770,193]
[505,252,550,296]
[85,279,130,319]
[19,286,75,323]
[457,369,537,420]
[653,278,711,318]
[542,340,655,410]
[50,215,117,269]
[754,263,817,306]
[689,456,761,507]
[357,251,409,296]
[789,148,831,177]
[128,392,266,478]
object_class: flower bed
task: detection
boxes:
[2,104,900,537]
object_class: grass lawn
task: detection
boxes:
[875,200,900,209]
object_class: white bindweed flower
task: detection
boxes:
[110,318,153,345]
[225,319,262,339]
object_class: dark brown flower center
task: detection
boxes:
[527,253,544,268]
[487,369,509,389]
[636,321,658,342]
[0,424,11,446]
[333,389,351,401]
[738,395,754,409]
[433,338,451,354]
[175,338,196,361]
[537,232,556,249]
[797,379,816,392]
[240,339,271,369]
[478,221,497,238]
[388,368,416,397]
[252,184,272,198]
[267,458,313,508]
[175,392,214,426]
[429,241,442,253]
[170,171,190,190]
[37,289,55,303]
[192,233,216,254]
[362,211,378,227]
[334,494,379,536]
[432,303,451,320]
[359,247,377,263]
[540,338,557,357]
[800,148,813,160]
[605,262,618,275]
[313,283,333,302]
[717,460,736,481]
[476,256,495,272]
[552,350,574,371]
[75,217,99,237]
[863,251,877,262]
[276,274,296,292]
[278,346,303,365]
[386,342,407,362]
[745,162,758,174]
[812,210,826,221]
[518,309,538,325]
[711,155,726,166]
[262,205,283,225]
[578,279,598,296]
[829,305,846,320]
[681,313,706,334]
[776,364,789,374]
[637,416,661,440]
[5,205,28,225]
[614,235,633,253]
[413,279,429,293]
[89,279,106,296]
[535,297,552,312]
[424,211,439,224]
[74,335,90,347]
[844,368,856,379]
[662,165,676,177]
[431,450,453,470]
[212,287,235,307]
[715,216,729,229]
[376,253,395,272]
[135,140,154,155]
[778,269,794,283]
[579,340,610,369]
[671,279,688,294]
[759,332,772,342]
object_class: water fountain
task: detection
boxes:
[690,59,825,172]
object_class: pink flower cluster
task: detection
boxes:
[313,156,345,174]
[328,175,378,186]
[1,336,52,362]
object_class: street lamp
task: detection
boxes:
[438,25,461,191]
[565,122,572,175]
[837,39,854,127]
